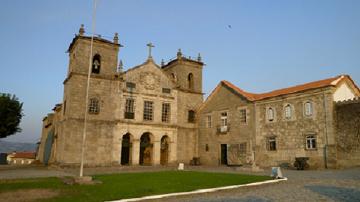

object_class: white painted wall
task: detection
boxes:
[333,83,355,101]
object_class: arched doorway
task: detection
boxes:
[121,133,132,165]
[160,136,170,165]
[140,132,153,165]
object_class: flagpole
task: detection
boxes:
[80,0,98,178]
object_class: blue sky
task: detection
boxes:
[1,0,359,143]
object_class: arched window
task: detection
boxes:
[92,54,101,74]
[304,101,313,116]
[188,73,194,90]
[88,98,100,114]
[284,104,292,119]
[268,107,274,122]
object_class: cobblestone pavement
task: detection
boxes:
[154,167,360,202]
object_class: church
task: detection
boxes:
[37,25,360,169]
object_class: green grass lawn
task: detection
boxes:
[0,171,271,202]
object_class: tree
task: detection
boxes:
[0,93,23,138]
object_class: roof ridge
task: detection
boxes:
[221,74,354,101]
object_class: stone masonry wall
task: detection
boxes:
[335,98,360,168]
[198,85,255,166]
[255,88,335,169]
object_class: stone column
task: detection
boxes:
[132,139,140,165]
[153,140,161,165]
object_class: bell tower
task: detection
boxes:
[161,49,203,94]
[62,25,121,120]
[66,24,121,78]
[161,49,204,163]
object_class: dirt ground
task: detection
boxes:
[0,189,59,202]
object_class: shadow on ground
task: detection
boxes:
[305,185,360,202]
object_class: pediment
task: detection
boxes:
[124,60,175,93]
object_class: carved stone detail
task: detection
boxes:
[140,72,160,90]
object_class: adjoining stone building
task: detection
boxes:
[198,76,360,169]
[38,25,360,169]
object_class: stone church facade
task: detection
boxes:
[37,25,203,166]
[37,26,360,169]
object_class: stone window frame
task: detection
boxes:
[88,97,100,114]
[162,88,171,94]
[266,136,277,151]
[91,54,101,74]
[124,98,135,119]
[143,100,154,121]
[206,114,212,128]
[266,107,276,123]
[303,100,314,118]
[188,73,194,90]
[188,110,196,123]
[238,107,248,125]
[283,103,295,121]
[161,102,171,123]
[305,133,317,150]
[220,111,229,127]
[239,142,247,156]
[126,82,136,92]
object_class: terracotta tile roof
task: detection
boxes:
[221,75,359,101]
[12,152,36,159]
[221,80,257,101]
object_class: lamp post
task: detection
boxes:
[79,0,98,178]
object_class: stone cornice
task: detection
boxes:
[63,72,119,84]
[59,117,198,130]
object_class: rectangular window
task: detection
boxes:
[221,112,228,127]
[162,88,171,94]
[239,142,247,155]
[306,135,317,149]
[239,109,246,123]
[126,82,136,91]
[188,110,195,123]
[161,103,171,122]
[267,137,277,151]
[124,98,135,119]
[206,115,212,128]
[88,98,100,114]
[143,101,153,121]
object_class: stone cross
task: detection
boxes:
[146,43,155,58]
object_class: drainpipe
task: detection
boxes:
[323,92,329,169]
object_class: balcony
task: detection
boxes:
[217,125,230,134]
